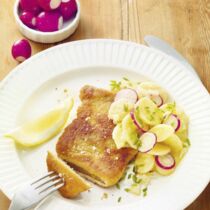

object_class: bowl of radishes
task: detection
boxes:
[14,0,80,43]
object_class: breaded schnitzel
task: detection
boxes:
[56,85,137,187]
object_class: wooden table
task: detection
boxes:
[0,0,210,209]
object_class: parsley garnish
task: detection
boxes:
[110,80,121,91]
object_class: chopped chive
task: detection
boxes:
[132,174,142,184]
[133,166,137,173]
[142,187,147,197]
[128,173,132,179]
[123,77,129,81]
[186,138,191,146]
[125,188,130,192]
[101,192,108,199]
[121,171,127,181]
[124,104,129,112]
[116,183,120,189]
[117,196,122,203]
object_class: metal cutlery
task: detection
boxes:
[9,171,64,210]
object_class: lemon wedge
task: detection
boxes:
[5,98,74,147]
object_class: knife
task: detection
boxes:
[144,35,199,79]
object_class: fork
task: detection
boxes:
[9,171,64,210]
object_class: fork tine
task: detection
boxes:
[38,178,64,194]
[31,171,56,185]
[39,182,64,198]
[34,174,60,189]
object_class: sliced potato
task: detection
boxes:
[174,147,188,165]
[160,103,176,114]
[147,144,171,156]
[164,134,183,155]
[176,129,188,142]
[155,163,175,176]
[138,82,169,102]
[112,124,127,149]
[121,114,138,149]
[108,99,134,124]
[149,124,174,142]
[137,97,163,126]
[160,103,189,132]
[135,153,155,174]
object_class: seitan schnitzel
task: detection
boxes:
[56,85,137,187]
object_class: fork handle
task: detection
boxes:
[9,200,23,210]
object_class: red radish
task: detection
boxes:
[155,154,175,170]
[130,111,149,133]
[20,12,36,29]
[164,114,181,132]
[36,11,63,32]
[12,39,32,62]
[38,0,61,11]
[115,89,138,104]
[150,94,163,107]
[19,0,41,15]
[138,132,157,153]
[59,0,78,20]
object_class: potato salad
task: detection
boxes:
[109,78,190,194]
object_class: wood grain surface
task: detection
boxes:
[0,0,210,210]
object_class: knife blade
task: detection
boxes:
[144,35,199,79]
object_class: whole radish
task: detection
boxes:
[20,12,36,29]
[19,0,41,15]
[36,11,63,32]
[59,0,77,20]
[38,0,61,11]
[12,39,32,62]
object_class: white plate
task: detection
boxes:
[0,39,210,210]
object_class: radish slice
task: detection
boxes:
[19,0,41,15]
[20,12,36,29]
[138,132,157,153]
[59,0,78,20]
[130,111,149,133]
[115,89,138,104]
[150,94,163,107]
[36,11,63,32]
[155,154,175,170]
[164,114,181,132]
[38,0,61,11]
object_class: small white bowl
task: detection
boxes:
[14,0,80,43]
